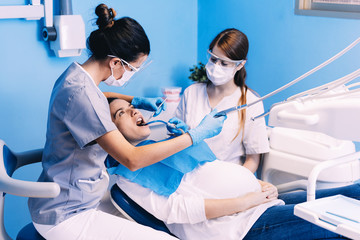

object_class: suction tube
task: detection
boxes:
[253,37,360,108]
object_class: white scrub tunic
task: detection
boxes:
[175,83,270,164]
[117,160,284,240]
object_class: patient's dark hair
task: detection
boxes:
[87,3,150,62]
[107,97,118,104]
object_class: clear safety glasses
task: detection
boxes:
[207,49,244,68]
[107,55,153,73]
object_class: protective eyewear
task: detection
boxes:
[107,55,152,73]
[207,49,244,68]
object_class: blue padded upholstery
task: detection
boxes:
[110,184,174,236]
[3,145,17,177]
[16,223,45,240]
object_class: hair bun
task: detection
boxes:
[95,4,117,30]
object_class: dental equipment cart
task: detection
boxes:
[294,195,360,240]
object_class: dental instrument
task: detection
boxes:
[214,104,247,118]
[144,119,175,127]
[146,97,167,122]
[143,120,185,135]
[214,36,360,119]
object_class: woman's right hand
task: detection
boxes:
[242,190,277,210]
[258,180,278,200]
[188,109,227,145]
[204,189,275,220]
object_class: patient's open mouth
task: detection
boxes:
[136,117,146,126]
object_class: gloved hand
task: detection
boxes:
[188,109,227,145]
[131,97,167,117]
[166,117,189,136]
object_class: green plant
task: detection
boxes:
[188,62,207,83]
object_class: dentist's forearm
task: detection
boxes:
[127,133,193,170]
[97,130,193,171]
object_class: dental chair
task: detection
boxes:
[0,139,60,240]
[110,184,174,236]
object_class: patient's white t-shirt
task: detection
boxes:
[175,83,270,164]
[117,160,284,240]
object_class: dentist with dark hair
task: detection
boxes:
[28,4,226,240]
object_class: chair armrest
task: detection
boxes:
[276,180,308,194]
[307,151,360,201]
[0,175,60,198]
[15,149,43,169]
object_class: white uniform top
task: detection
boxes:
[175,83,270,164]
[117,160,284,240]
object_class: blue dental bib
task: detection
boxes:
[106,140,216,196]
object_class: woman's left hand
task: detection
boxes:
[131,97,167,116]
[167,117,189,136]
[258,180,278,200]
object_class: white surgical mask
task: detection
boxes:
[104,66,135,87]
[205,61,238,86]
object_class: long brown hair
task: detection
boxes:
[209,28,249,141]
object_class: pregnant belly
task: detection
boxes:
[183,160,261,199]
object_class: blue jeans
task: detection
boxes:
[243,183,360,240]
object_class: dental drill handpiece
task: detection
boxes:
[142,120,185,134]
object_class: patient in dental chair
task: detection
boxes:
[106,98,360,240]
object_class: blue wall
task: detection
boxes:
[0,0,197,238]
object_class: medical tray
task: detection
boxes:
[294,195,360,240]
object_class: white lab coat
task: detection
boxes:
[175,83,270,164]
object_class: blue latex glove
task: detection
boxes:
[131,97,167,117]
[166,117,189,136]
[188,109,227,145]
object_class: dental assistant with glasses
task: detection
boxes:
[175,28,269,173]
[28,4,226,240]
